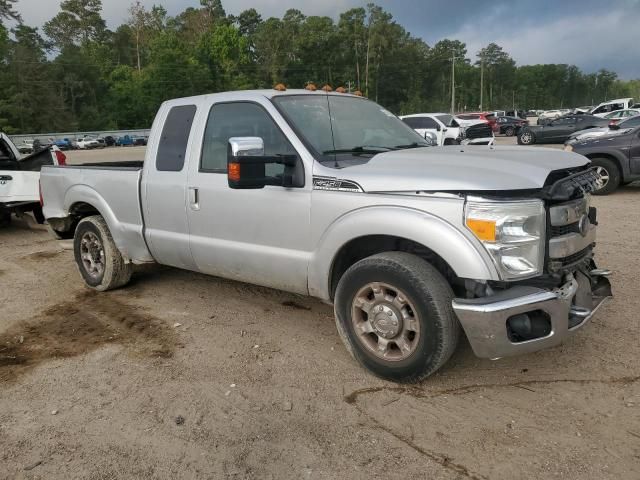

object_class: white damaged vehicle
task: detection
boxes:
[1,133,66,225]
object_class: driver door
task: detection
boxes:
[186,100,312,294]
[545,117,576,142]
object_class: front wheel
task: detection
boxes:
[591,157,621,195]
[334,252,460,383]
[517,130,536,145]
[504,126,515,137]
[73,215,133,291]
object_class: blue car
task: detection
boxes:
[116,135,134,147]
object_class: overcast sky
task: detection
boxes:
[14,0,640,79]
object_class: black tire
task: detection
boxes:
[334,252,460,383]
[32,206,45,224]
[517,130,536,145]
[0,211,11,227]
[590,157,621,195]
[504,126,515,137]
[47,223,75,240]
[73,215,133,291]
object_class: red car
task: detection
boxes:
[457,112,498,132]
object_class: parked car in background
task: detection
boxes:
[589,98,634,117]
[17,140,34,154]
[132,135,148,146]
[566,115,640,144]
[518,115,609,145]
[103,135,116,147]
[537,110,564,124]
[457,112,497,131]
[1,133,66,226]
[116,135,134,147]
[505,110,527,119]
[495,116,529,136]
[400,113,463,145]
[568,124,640,194]
[573,106,593,114]
[76,136,100,149]
[603,109,640,124]
[54,138,76,150]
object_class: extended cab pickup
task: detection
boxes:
[41,89,612,382]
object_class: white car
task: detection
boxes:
[589,98,635,117]
[1,133,66,225]
[401,113,495,146]
[400,113,463,146]
[602,109,640,123]
[76,136,100,149]
[538,110,564,122]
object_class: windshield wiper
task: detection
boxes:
[322,146,393,155]
[394,142,430,149]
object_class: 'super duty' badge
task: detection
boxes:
[313,176,363,193]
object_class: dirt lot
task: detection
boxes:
[1,144,639,479]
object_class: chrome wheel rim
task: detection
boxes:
[520,132,532,144]
[595,166,610,190]
[351,282,421,362]
[80,232,105,279]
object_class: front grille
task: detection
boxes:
[550,222,580,236]
[547,194,595,273]
[465,123,493,139]
[555,245,594,268]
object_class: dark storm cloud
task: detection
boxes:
[15,0,640,78]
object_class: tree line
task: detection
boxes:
[0,0,638,134]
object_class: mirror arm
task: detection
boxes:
[235,154,297,167]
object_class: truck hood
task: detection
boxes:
[334,146,590,193]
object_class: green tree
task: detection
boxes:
[43,0,107,49]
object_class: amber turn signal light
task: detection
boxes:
[466,218,496,242]
[228,162,241,182]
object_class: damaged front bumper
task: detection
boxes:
[452,270,612,359]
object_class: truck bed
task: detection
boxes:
[41,164,153,263]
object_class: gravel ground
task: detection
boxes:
[1,144,639,479]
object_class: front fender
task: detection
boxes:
[308,205,499,301]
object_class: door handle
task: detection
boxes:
[188,186,200,211]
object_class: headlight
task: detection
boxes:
[465,198,546,280]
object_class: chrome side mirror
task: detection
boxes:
[228,137,264,157]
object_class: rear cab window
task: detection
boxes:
[156,105,197,172]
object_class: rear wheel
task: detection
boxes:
[73,215,132,291]
[517,130,536,145]
[591,157,621,195]
[334,252,460,383]
[0,211,11,227]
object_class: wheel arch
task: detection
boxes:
[584,152,627,179]
[308,206,498,302]
[60,185,149,262]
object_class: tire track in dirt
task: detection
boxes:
[0,290,178,384]
[344,376,640,480]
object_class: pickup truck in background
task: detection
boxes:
[41,89,612,382]
[1,133,66,225]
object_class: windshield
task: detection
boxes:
[272,95,430,167]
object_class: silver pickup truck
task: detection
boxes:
[41,89,612,382]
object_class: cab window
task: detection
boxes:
[200,102,297,174]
